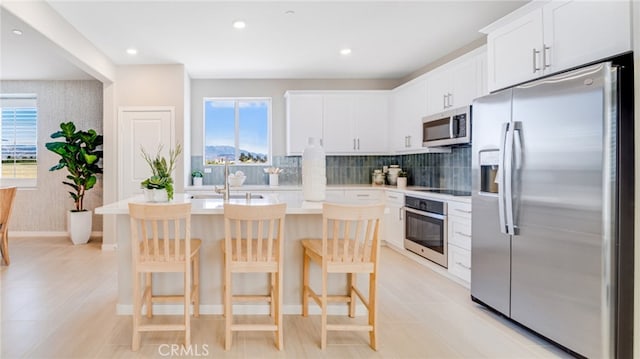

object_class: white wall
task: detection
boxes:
[190,78,399,158]
[0,80,103,231]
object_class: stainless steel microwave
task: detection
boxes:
[422,106,471,147]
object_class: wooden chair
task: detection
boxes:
[0,187,17,266]
[222,203,286,350]
[128,202,201,351]
[301,202,385,350]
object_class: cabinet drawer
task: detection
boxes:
[385,190,404,206]
[448,244,471,283]
[447,201,471,218]
[345,190,383,202]
[448,217,471,250]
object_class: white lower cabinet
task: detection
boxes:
[447,200,472,283]
[383,190,404,249]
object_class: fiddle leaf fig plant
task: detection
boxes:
[140,144,182,200]
[46,122,103,212]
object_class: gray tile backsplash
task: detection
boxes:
[190,145,470,190]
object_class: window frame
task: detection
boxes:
[0,94,38,188]
[202,97,272,166]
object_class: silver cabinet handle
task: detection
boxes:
[532,48,541,73]
[455,231,472,238]
[404,136,408,147]
[356,194,370,198]
[353,138,356,150]
[399,207,403,221]
[455,261,471,270]
[454,208,472,214]
[407,135,411,147]
[448,93,453,108]
[543,45,551,69]
[357,138,360,150]
[443,94,447,109]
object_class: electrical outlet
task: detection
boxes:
[204,167,212,173]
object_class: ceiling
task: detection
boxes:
[2,1,526,81]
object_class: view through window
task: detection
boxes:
[203,98,270,165]
[0,94,38,185]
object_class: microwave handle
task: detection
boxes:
[449,117,454,139]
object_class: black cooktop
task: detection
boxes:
[414,189,471,196]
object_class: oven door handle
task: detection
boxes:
[404,207,445,220]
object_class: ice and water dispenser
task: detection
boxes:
[479,149,499,194]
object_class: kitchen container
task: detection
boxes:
[372,170,385,185]
[387,165,402,185]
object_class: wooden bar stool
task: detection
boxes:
[128,202,201,351]
[0,186,17,266]
[222,203,286,350]
[301,202,385,350]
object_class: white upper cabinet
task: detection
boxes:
[426,47,485,116]
[543,0,631,73]
[486,9,544,92]
[286,91,389,156]
[485,0,631,92]
[285,92,323,156]
[390,77,428,153]
[353,93,389,154]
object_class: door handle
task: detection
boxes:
[498,122,509,234]
[543,45,551,69]
[532,48,541,73]
[504,122,517,235]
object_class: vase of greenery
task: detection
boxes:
[192,170,204,187]
[45,122,103,245]
[140,144,182,202]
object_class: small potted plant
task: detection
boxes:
[46,121,103,245]
[397,170,408,189]
[192,170,204,187]
[140,144,182,202]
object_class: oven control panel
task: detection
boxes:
[405,196,445,215]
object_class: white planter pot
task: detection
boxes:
[143,188,169,202]
[68,210,93,245]
[269,173,279,187]
[193,177,203,186]
[397,177,407,189]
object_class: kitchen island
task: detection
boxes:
[96,191,381,315]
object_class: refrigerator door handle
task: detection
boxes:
[505,122,517,235]
[498,122,509,234]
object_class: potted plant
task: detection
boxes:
[192,170,204,187]
[45,122,103,245]
[140,144,182,202]
[397,170,408,189]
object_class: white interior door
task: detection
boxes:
[118,107,174,200]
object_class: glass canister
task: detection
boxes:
[372,170,385,185]
[302,137,326,201]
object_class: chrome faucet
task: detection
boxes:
[214,160,230,201]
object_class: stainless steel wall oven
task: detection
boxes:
[404,195,447,267]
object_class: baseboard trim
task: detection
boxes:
[116,303,367,316]
[10,231,103,238]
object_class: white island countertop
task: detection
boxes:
[95,191,372,215]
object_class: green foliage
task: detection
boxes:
[45,121,103,212]
[191,170,204,178]
[398,170,407,177]
[140,144,182,200]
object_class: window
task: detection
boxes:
[203,98,270,165]
[0,94,38,186]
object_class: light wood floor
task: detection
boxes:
[1,237,572,358]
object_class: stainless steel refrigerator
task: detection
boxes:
[471,54,634,359]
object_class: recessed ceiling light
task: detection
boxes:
[340,48,352,56]
[12,29,23,36]
[285,10,295,15]
[126,48,138,55]
[232,20,246,29]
